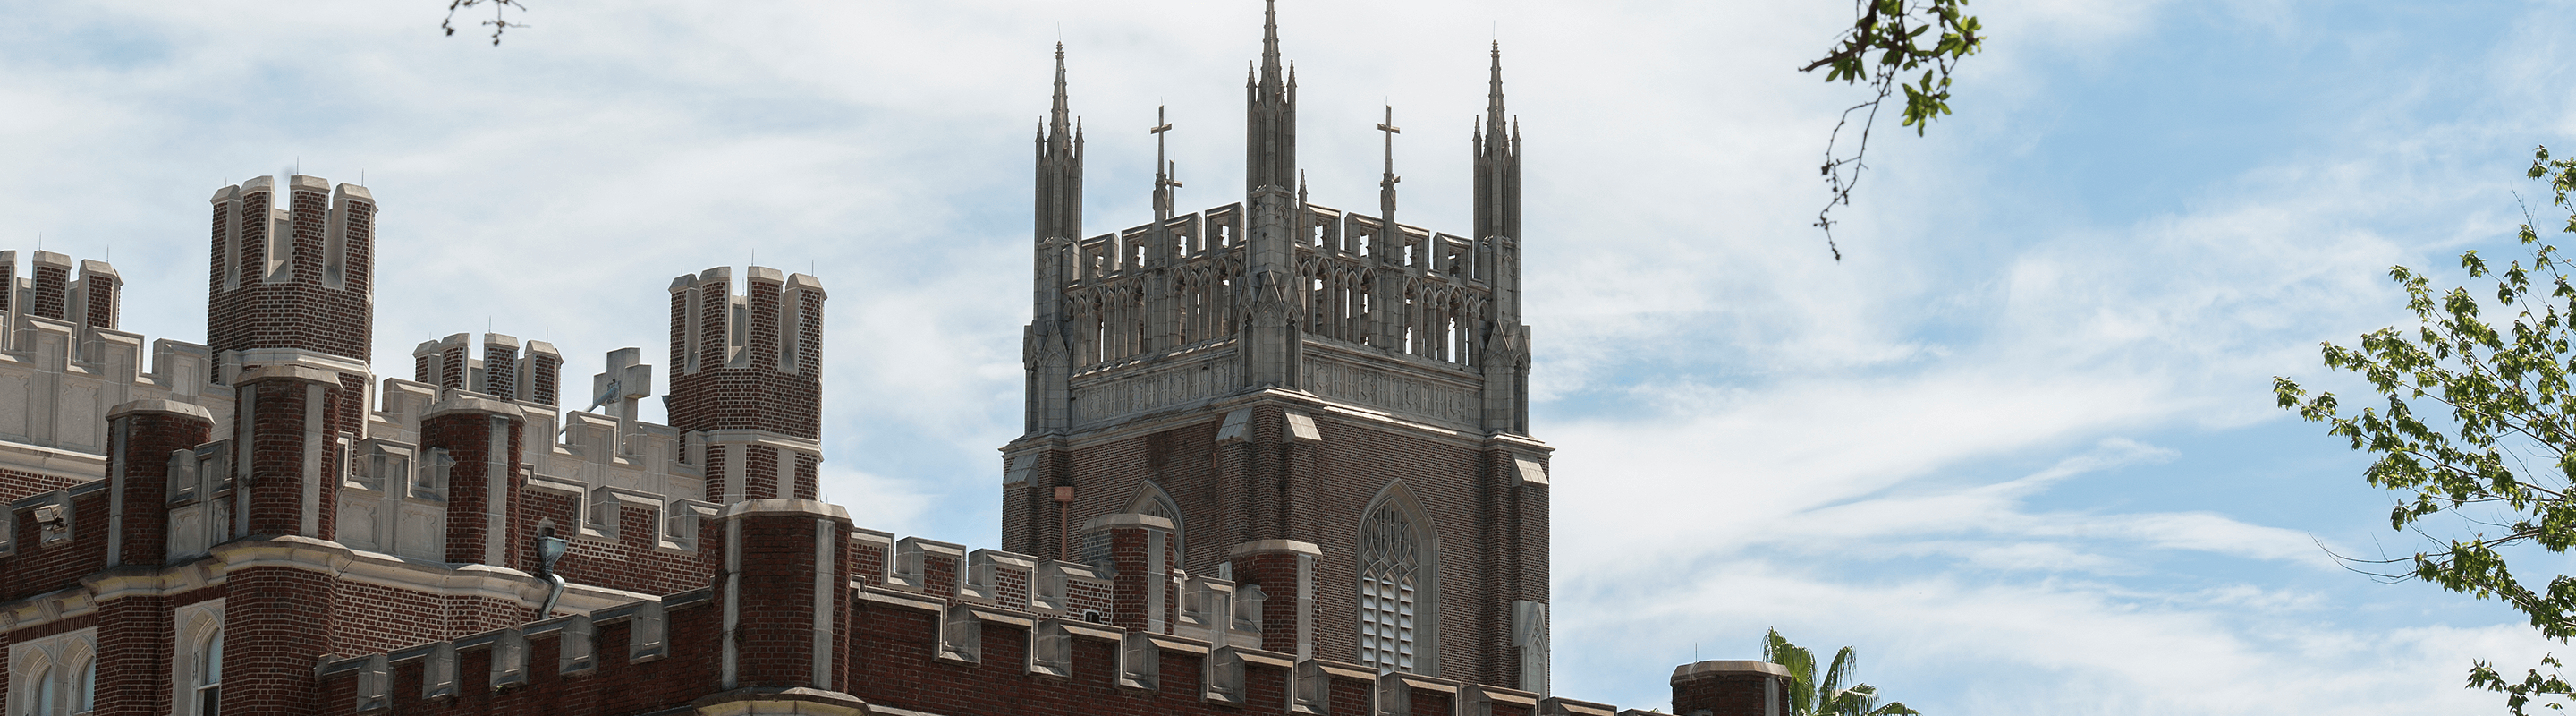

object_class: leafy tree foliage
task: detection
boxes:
[2275,147,2576,715]
[1762,628,1921,716]
[1803,0,1984,260]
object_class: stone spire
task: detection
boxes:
[1036,42,1084,245]
[1472,41,1530,434]
[1473,41,1521,288]
[1051,42,1073,141]
[1485,41,1508,136]
[1030,42,1085,433]
[1241,0,1302,388]
[1244,0,1297,194]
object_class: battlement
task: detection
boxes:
[348,354,712,595]
[0,251,225,465]
[410,333,563,407]
[207,175,377,366]
[665,266,826,380]
[663,266,824,439]
[310,508,1617,716]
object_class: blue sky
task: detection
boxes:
[6,0,2575,712]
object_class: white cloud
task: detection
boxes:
[8,1,2576,713]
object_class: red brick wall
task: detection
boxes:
[205,180,373,366]
[513,490,716,599]
[666,269,824,443]
[319,598,725,716]
[240,377,329,538]
[424,410,521,566]
[1008,402,1549,687]
[109,409,215,566]
[31,260,67,320]
[1673,670,1789,716]
[223,566,333,716]
[0,466,84,505]
[96,592,173,716]
[82,272,117,331]
[0,488,108,602]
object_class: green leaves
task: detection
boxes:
[1762,629,1921,716]
[1806,0,1986,260]
[2280,146,2576,714]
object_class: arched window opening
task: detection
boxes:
[73,660,91,715]
[1358,501,1421,674]
[1123,482,1186,564]
[194,629,223,716]
[25,664,55,716]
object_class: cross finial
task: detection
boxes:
[1377,105,1402,185]
[1378,105,1402,226]
[1153,106,1183,221]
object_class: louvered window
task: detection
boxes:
[1358,505,1419,674]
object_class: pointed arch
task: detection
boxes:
[1123,481,1186,562]
[1356,480,1440,677]
[56,637,93,715]
[12,649,55,716]
[174,601,225,716]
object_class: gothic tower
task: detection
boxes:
[1003,2,1551,694]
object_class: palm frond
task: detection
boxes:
[1764,628,1820,716]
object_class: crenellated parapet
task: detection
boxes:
[665,266,826,504]
[309,504,1614,716]
[410,333,563,407]
[348,343,713,596]
[207,175,376,373]
[0,254,227,500]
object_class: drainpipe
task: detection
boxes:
[535,528,571,618]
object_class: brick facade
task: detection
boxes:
[0,5,1792,716]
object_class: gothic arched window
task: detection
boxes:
[193,628,222,716]
[1123,482,1185,563]
[1357,482,1436,676]
[23,662,55,716]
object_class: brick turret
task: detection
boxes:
[207,175,375,371]
[1669,661,1792,716]
[666,266,826,503]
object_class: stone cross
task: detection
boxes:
[1378,105,1402,226]
[589,347,654,421]
[1152,106,1182,221]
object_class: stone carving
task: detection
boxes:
[1070,348,1241,424]
[1301,349,1479,427]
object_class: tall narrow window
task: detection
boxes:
[194,629,222,716]
[73,660,91,715]
[26,664,55,716]
[1358,503,1419,674]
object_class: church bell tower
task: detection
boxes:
[1003,2,1550,694]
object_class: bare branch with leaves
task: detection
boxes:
[444,0,529,47]
[1803,0,1983,260]
[2276,145,2576,715]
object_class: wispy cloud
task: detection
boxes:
[5,1,2575,713]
